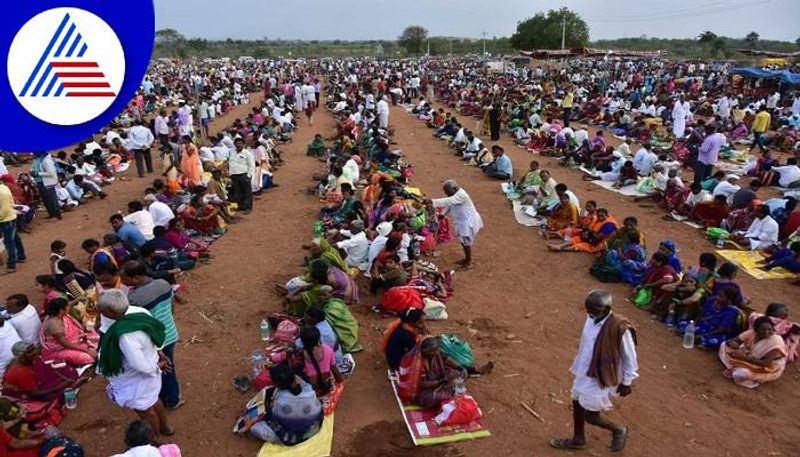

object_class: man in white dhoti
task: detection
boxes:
[98,289,174,438]
[672,95,688,138]
[550,289,637,453]
[376,96,390,129]
[428,179,483,269]
[717,94,731,120]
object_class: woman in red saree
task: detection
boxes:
[632,252,678,312]
[548,208,618,254]
[179,136,202,188]
[719,316,787,388]
[180,196,223,236]
[747,303,799,364]
[39,299,98,367]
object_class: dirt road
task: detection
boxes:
[4,97,798,456]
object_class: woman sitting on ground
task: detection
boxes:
[680,287,744,349]
[39,299,99,367]
[298,326,344,397]
[746,303,799,364]
[719,316,787,388]
[661,253,718,325]
[247,364,323,446]
[606,232,648,285]
[180,195,224,237]
[632,252,678,309]
[547,208,618,253]
[163,218,210,260]
[382,309,427,371]
[415,337,467,409]
[545,193,579,232]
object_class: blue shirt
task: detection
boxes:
[116,222,147,248]
[495,154,513,177]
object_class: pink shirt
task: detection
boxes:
[303,344,335,378]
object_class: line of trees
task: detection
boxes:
[154,8,800,59]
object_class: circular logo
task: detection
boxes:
[0,1,153,151]
[7,8,125,126]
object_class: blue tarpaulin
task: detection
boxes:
[730,67,800,85]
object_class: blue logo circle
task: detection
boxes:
[0,0,154,151]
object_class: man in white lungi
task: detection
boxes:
[376,95,390,129]
[428,179,483,269]
[550,289,637,453]
[671,94,689,138]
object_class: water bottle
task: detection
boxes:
[260,319,271,341]
[251,350,265,376]
[453,376,466,396]
[683,320,696,349]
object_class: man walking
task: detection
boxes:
[694,125,724,185]
[749,106,771,154]
[0,178,26,273]
[128,119,155,178]
[229,137,255,214]
[550,289,637,453]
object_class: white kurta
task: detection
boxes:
[570,313,638,412]
[432,188,484,246]
[742,215,779,251]
[105,310,162,411]
[376,100,390,129]
[672,101,687,138]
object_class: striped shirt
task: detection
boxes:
[126,278,178,346]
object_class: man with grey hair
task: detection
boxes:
[550,289,637,453]
[97,289,174,437]
[427,179,483,269]
[336,219,370,271]
[144,193,174,228]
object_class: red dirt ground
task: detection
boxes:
[2,96,798,457]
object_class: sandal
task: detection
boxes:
[611,427,629,452]
[549,438,588,450]
[233,375,252,393]
[159,426,176,437]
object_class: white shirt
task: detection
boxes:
[712,181,740,200]
[432,188,484,240]
[126,126,155,150]
[147,201,175,227]
[571,313,638,411]
[111,445,162,457]
[771,165,800,188]
[0,323,22,378]
[343,158,360,184]
[154,116,169,136]
[742,215,779,250]
[368,235,388,267]
[7,305,41,344]
[336,231,370,270]
[124,210,156,240]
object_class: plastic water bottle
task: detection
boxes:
[260,319,271,341]
[683,320,696,349]
[453,376,466,396]
[251,350,265,376]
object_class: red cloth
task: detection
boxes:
[780,211,800,239]
[0,429,39,457]
[381,287,424,314]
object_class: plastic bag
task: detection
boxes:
[439,334,474,368]
[633,287,652,308]
[706,227,730,240]
[423,297,448,320]
[434,395,482,426]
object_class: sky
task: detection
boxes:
[155,0,799,43]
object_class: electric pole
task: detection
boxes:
[482,31,486,57]
[561,17,566,50]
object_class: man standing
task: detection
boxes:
[120,261,183,410]
[154,110,170,145]
[694,125,724,185]
[97,289,174,437]
[672,95,688,138]
[562,86,574,128]
[376,95,390,129]
[229,137,255,214]
[749,106,771,154]
[429,180,483,269]
[127,119,155,178]
[31,151,61,220]
[198,100,210,138]
[550,289,637,453]
[0,179,26,273]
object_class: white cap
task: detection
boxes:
[376,222,393,237]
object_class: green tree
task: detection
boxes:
[155,28,185,46]
[796,37,800,48]
[711,37,727,57]
[697,31,718,45]
[398,25,428,54]
[509,7,589,50]
[745,32,759,48]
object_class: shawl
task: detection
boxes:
[587,313,638,388]
[99,313,165,377]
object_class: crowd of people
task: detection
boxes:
[394,56,798,395]
[0,58,320,454]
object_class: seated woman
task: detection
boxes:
[746,150,777,187]
[407,261,451,302]
[719,316,787,388]
[39,299,98,367]
[306,134,327,157]
[746,303,799,364]
[296,307,344,368]
[633,252,678,310]
[2,342,88,431]
[657,240,682,273]
[608,232,648,285]
[545,193,579,232]
[247,364,323,446]
[547,208,618,254]
[382,309,427,371]
[285,260,358,317]
[34,275,65,317]
[415,337,467,409]
[180,195,224,237]
[680,287,744,349]
[661,253,718,325]
[689,195,730,228]
[298,327,343,397]
[164,218,210,260]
